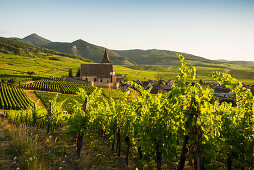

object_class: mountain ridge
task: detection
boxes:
[0,36,91,62]
[1,36,254,84]
[22,33,52,46]
[10,33,254,67]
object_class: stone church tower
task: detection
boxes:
[102,49,111,64]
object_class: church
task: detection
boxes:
[80,49,118,88]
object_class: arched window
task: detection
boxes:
[94,78,97,81]
[100,79,103,82]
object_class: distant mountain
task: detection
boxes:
[227,61,254,69]
[216,59,228,62]
[16,33,254,67]
[0,37,91,62]
[9,37,21,40]
[42,39,135,65]
[22,33,52,46]
[115,49,222,65]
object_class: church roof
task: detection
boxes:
[80,64,114,78]
[102,49,111,64]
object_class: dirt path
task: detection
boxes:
[0,110,4,115]
[0,120,13,169]
[22,80,35,85]
[25,90,46,108]
[226,69,230,74]
[35,90,79,96]
[32,59,39,64]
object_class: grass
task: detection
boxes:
[0,116,136,169]
[0,117,76,169]
[0,118,48,169]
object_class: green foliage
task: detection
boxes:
[35,91,83,112]
[76,68,80,77]
[101,88,126,99]
[68,69,73,77]
[0,83,33,110]
[67,88,102,135]
[7,103,69,129]
[211,72,254,168]
[4,54,254,169]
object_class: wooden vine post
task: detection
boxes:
[77,98,87,158]
[47,102,52,134]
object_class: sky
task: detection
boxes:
[0,0,254,61]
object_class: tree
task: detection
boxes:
[7,78,17,85]
[199,79,204,86]
[69,69,73,77]
[76,68,80,77]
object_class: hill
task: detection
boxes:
[17,34,254,67]
[0,53,89,78]
[22,33,52,46]
[0,37,90,62]
[0,53,253,85]
[115,49,221,65]
[42,39,135,65]
[227,61,254,69]
[1,34,253,84]
[15,34,135,65]
[6,34,224,66]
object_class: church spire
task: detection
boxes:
[102,49,111,64]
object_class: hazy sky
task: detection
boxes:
[0,0,254,61]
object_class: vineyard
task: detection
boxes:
[34,89,127,112]
[0,83,32,110]
[2,55,254,169]
[22,80,96,94]
[35,91,83,112]
[101,88,127,98]
[23,79,127,98]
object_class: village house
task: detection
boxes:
[213,87,235,99]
